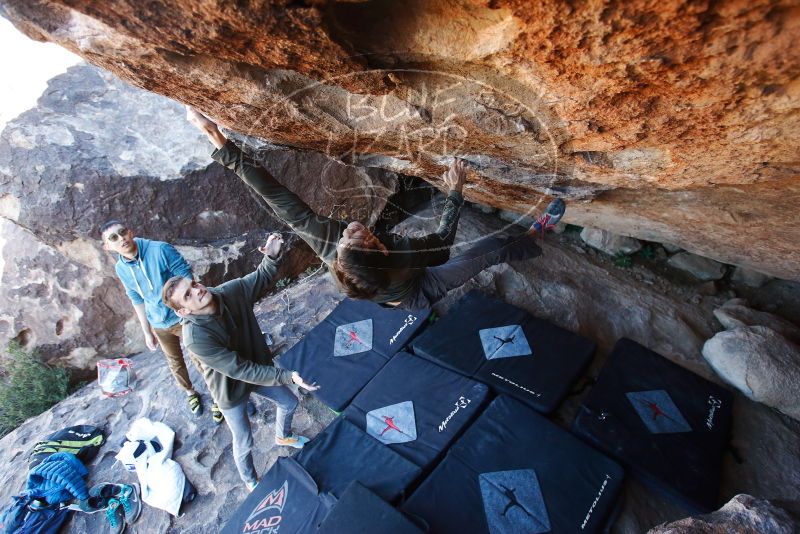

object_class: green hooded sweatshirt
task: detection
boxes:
[211,140,464,303]
[182,253,294,409]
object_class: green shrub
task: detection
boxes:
[275,277,292,289]
[614,253,633,268]
[638,243,657,259]
[0,342,70,437]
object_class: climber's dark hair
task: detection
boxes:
[331,247,390,301]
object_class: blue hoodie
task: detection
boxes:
[114,238,192,329]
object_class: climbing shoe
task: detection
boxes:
[275,434,310,449]
[88,483,142,525]
[212,403,224,424]
[187,393,202,416]
[530,198,566,235]
[105,499,126,534]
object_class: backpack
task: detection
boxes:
[28,425,105,469]
[0,494,70,534]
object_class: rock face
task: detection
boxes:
[0,0,798,280]
[0,64,394,373]
[648,494,797,534]
[702,326,800,421]
[668,252,727,281]
[580,226,642,256]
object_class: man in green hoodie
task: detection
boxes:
[161,233,319,490]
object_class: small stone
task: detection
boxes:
[497,209,535,228]
[580,227,642,256]
[731,266,772,288]
[662,242,682,253]
[668,252,726,281]
[473,202,496,214]
[696,280,718,296]
[648,494,796,534]
[702,326,800,421]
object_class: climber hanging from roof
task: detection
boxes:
[186,106,565,309]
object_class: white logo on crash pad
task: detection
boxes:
[479,325,532,360]
[333,319,373,357]
[366,401,417,445]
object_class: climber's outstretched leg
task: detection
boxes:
[399,198,566,309]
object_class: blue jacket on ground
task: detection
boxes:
[25,453,88,504]
[114,238,192,329]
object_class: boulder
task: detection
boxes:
[731,266,773,288]
[714,299,800,345]
[702,326,800,421]
[580,227,642,256]
[648,494,796,534]
[2,0,800,280]
[668,252,727,281]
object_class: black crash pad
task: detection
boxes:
[221,457,333,534]
[296,417,422,503]
[402,396,624,534]
[410,290,595,413]
[343,351,489,469]
[316,481,423,534]
[277,299,429,411]
[572,338,733,512]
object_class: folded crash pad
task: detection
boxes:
[402,396,624,534]
[410,290,595,413]
[316,481,423,534]
[343,351,489,469]
[277,299,429,411]
[221,457,333,534]
[295,417,422,503]
[572,338,733,512]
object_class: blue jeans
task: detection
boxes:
[220,385,299,484]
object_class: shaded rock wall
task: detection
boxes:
[0,0,797,278]
[0,64,394,372]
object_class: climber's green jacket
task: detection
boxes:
[182,252,294,410]
[211,140,464,303]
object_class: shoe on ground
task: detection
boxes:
[187,393,202,416]
[105,499,126,534]
[530,198,566,234]
[275,434,310,449]
[88,483,142,524]
[212,403,224,424]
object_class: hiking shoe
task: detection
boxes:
[105,499,126,534]
[530,198,566,235]
[187,393,203,416]
[212,403,224,424]
[275,435,310,449]
[88,483,142,524]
